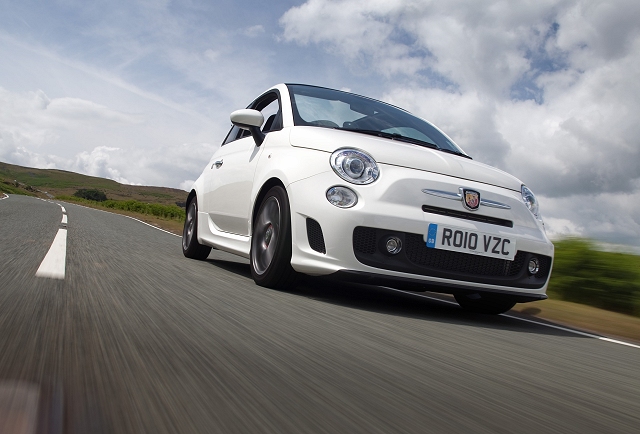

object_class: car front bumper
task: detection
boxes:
[286,164,554,300]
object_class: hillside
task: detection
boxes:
[0,161,187,206]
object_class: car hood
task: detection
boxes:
[289,127,522,192]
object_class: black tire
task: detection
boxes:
[454,293,516,315]
[182,197,212,260]
[250,186,298,289]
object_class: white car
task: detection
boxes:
[183,84,554,314]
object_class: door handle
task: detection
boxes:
[213,159,223,169]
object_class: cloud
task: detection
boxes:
[244,25,265,37]
[0,87,218,188]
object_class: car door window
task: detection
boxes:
[258,98,281,133]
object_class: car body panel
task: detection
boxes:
[203,136,264,235]
[289,126,523,192]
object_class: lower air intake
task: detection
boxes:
[306,218,326,254]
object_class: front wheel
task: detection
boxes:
[250,186,298,289]
[454,293,516,315]
[182,197,212,260]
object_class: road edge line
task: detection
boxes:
[57,200,181,238]
[386,288,640,350]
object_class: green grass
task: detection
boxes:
[0,182,37,196]
[0,164,119,190]
[57,195,185,220]
[137,191,174,199]
[0,160,187,205]
[548,238,640,317]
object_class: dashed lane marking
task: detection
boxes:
[36,203,68,280]
[35,228,67,279]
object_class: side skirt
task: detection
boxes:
[197,211,251,259]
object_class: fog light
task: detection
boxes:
[385,237,402,255]
[528,257,540,275]
[326,186,357,208]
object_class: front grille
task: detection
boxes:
[404,233,524,277]
[422,205,513,228]
[351,226,552,287]
[306,218,326,254]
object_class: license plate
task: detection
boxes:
[425,223,516,261]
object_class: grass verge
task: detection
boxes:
[511,298,640,344]
[57,197,184,235]
[1,182,37,196]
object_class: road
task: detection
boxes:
[1,194,639,433]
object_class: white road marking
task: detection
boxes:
[35,202,68,280]
[35,228,67,279]
[386,288,640,350]
[502,313,640,349]
[121,214,181,237]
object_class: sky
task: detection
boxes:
[1,0,639,250]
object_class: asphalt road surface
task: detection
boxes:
[1,194,639,434]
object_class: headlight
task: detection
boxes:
[521,185,539,217]
[330,149,379,185]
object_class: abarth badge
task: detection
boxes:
[462,189,480,211]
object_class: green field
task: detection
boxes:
[0,161,187,206]
[1,181,37,196]
[548,238,640,317]
[57,195,185,220]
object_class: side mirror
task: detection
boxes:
[230,109,265,146]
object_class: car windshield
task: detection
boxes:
[287,84,469,157]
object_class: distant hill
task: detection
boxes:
[0,161,187,206]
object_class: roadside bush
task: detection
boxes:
[74,188,107,202]
[548,238,640,317]
[57,195,185,221]
[0,180,36,196]
[101,199,185,220]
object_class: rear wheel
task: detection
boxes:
[182,197,212,260]
[250,186,298,289]
[454,293,516,315]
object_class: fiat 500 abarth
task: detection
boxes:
[183,84,554,314]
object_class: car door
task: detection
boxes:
[204,93,282,236]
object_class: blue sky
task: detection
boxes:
[1,0,639,250]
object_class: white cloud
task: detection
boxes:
[244,25,265,37]
[179,179,195,191]
[0,86,218,188]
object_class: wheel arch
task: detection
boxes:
[186,189,197,210]
[252,178,286,227]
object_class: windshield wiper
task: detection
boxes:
[337,128,439,150]
[438,148,473,159]
[336,127,473,159]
